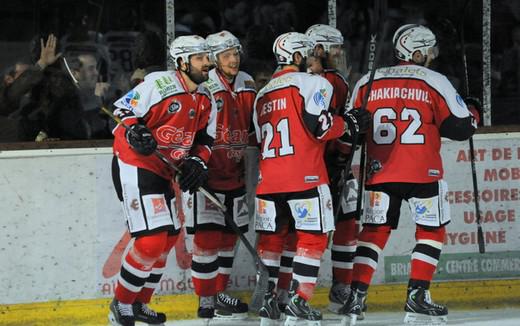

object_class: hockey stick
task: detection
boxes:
[100,106,270,310]
[354,0,387,226]
[458,0,485,254]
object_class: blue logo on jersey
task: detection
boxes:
[456,94,465,107]
[415,204,427,215]
[295,201,312,218]
[123,90,140,109]
[313,88,328,108]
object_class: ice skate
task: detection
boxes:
[404,287,448,325]
[132,302,166,325]
[328,282,351,314]
[259,281,281,326]
[277,288,290,319]
[108,298,135,326]
[284,293,322,326]
[339,288,367,326]
[198,296,215,326]
[213,292,248,319]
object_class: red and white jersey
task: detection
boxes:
[322,69,351,154]
[348,63,476,185]
[253,68,346,194]
[322,69,350,115]
[204,68,256,191]
[112,70,217,180]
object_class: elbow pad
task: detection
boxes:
[439,116,476,140]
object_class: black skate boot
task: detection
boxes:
[214,292,248,319]
[108,299,135,326]
[404,287,448,325]
[259,281,281,326]
[339,288,367,326]
[284,280,322,326]
[132,302,166,325]
[198,296,215,326]
[328,281,351,314]
[277,289,290,314]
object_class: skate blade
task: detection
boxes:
[108,311,124,326]
[284,316,321,326]
[404,312,447,325]
[260,317,280,326]
[340,314,358,326]
[201,318,212,325]
[328,301,342,314]
[213,312,248,320]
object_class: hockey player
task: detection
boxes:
[108,35,216,326]
[305,24,362,315]
[253,32,370,326]
[181,30,256,321]
[339,24,480,326]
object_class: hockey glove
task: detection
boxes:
[344,108,371,136]
[464,96,481,126]
[126,124,157,156]
[178,156,208,193]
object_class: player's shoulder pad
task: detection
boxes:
[235,71,256,91]
[146,70,184,99]
[113,74,164,112]
[205,69,225,94]
[196,82,212,98]
[325,69,348,85]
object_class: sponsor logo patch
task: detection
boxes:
[313,88,328,108]
[295,201,313,219]
[152,197,167,214]
[123,90,140,109]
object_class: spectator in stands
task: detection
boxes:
[3,33,91,141]
[66,53,113,139]
[130,30,166,87]
[0,61,31,142]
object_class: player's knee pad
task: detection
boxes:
[333,219,358,244]
[362,224,392,235]
[359,225,392,247]
[164,234,179,253]
[257,232,286,254]
[416,225,446,242]
[133,231,169,262]
[296,231,328,255]
[220,232,238,250]
[193,230,221,251]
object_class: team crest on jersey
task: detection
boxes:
[313,88,328,108]
[168,100,181,114]
[189,108,196,119]
[123,90,140,109]
[216,98,224,112]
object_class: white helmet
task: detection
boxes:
[305,24,344,52]
[392,24,438,62]
[273,32,315,65]
[169,35,210,68]
[206,30,241,60]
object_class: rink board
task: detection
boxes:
[0,133,519,322]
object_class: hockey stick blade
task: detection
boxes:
[101,106,270,309]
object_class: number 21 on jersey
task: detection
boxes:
[260,118,295,159]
